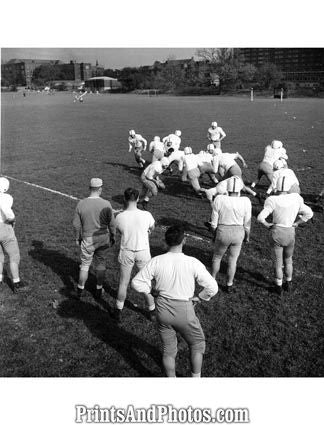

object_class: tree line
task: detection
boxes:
[105,49,284,94]
[2,49,285,93]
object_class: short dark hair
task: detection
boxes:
[165,225,185,246]
[124,187,140,202]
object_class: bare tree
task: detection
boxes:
[196,48,234,64]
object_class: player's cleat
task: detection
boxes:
[111,308,122,323]
[225,285,234,294]
[13,281,29,293]
[273,285,282,296]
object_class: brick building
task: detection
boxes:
[1,59,95,87]
[1,59,63,87]
[238,48,324,85]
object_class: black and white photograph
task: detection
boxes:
[0,1,323,424]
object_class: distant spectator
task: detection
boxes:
[113,187,156,323]
[0,177,28,292]
[132,225,218,377]
[73,178,116,300]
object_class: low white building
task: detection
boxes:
[84,76,121,92]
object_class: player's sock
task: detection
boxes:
[191,372,201,378]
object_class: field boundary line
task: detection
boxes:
[4,175,80,201]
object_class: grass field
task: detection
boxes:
[1,91,323,377]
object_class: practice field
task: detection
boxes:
[1,92,323,377]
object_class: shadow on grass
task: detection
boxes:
[301,193,324,213]
[178,242,272,291]
[157,216,211,240]
[2,269,16,293]
[29,241,78,294]
[28,240,150,319]
[160,176,202,200]
[57,299,163,377]
[105,161,144,177]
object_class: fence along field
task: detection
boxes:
[0,92,323,377]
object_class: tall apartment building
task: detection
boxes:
[238,48,324,84]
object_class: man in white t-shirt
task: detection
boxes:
[128,129,148,168]
[140,157,170,209]
[0,177,28,292]
[132,225,218,377]
[113,188,156,322]
[209,176,252,292]
[207,121,226,149]
[251,140,288,188]
[257,176,313,294]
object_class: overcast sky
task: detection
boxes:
[1,48,199,69]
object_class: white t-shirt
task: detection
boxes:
[0,193,15,223]
[258,193,313,227]
[116,209,155,251]
[262,145,288,166]
[267,168,300,194]
[132,252,218,301]
[143,161,163,179]
[211,195,252,230]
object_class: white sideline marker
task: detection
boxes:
[4,175,80,201]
